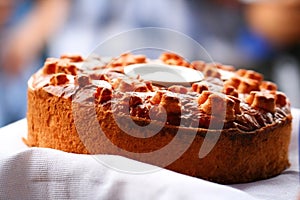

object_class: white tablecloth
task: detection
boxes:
[0,109,299,200]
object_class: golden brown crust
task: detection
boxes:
[26,86,292,184]
[25,52,293,184]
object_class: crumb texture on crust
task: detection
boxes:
[26,52,292,184]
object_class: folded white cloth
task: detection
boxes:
[0,108,299,200]
[0,148,257,200]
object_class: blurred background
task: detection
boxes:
[0,0,299,127]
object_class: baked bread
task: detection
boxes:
[25,52,292,184]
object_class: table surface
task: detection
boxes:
[0,109,299,200]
